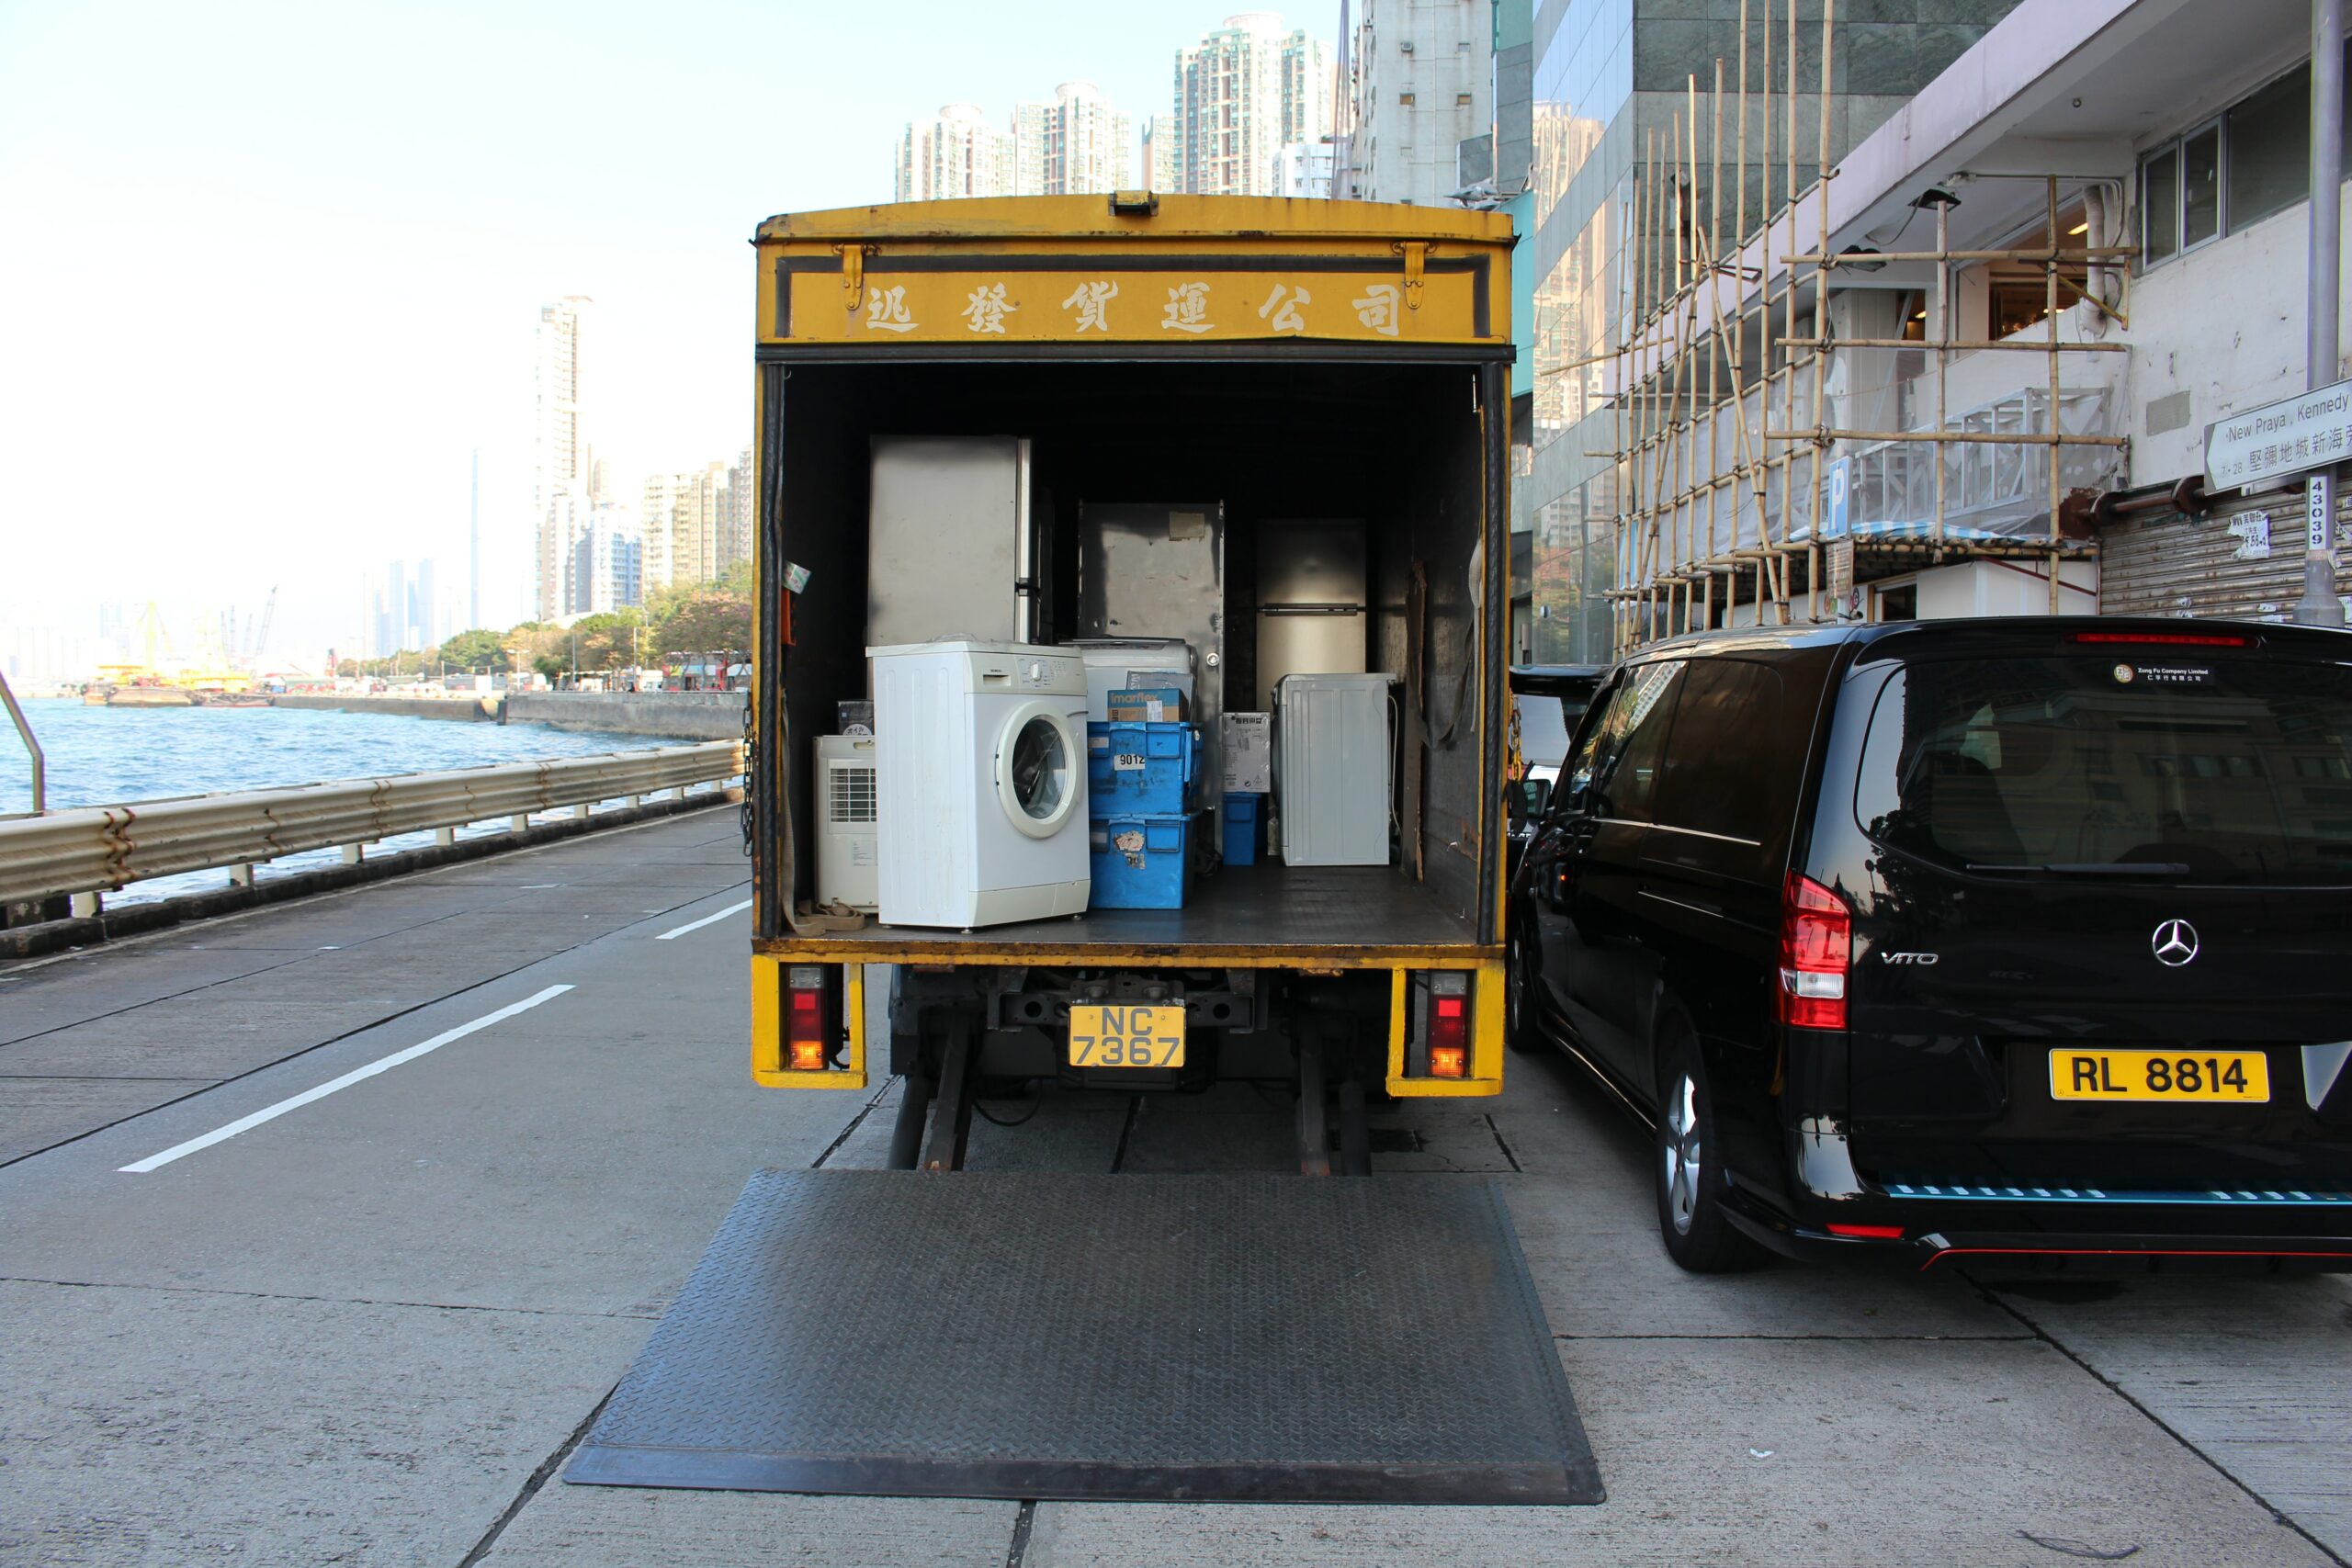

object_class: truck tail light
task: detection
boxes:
[786,964,833,1071]
[1778,874,1850,1031]
[1428,972,1469,1077]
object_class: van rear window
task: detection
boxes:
[1855,655,2352,885]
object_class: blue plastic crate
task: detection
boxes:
[1222,791,1267,865]
[1086,721,1198,817]
[1088,813,1198,909]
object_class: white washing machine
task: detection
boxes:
[871,639,1091,929]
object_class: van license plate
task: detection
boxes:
[1069,1004,1186,1068]
[2048,1049,2269,1103]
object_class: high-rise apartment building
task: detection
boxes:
[1275,139,1337,197]
[1172,14,1335,196]
[1012,82,1134,195]
[641,460,733,592]
[1347,0,1492,207]
[1141,116,1179,191]
[895,104,1016,201]
[1172,13,1283,196]
[532,297,590,623]
[1279,29,1335,149]
[719,446,753,574]
[640,473,677,595]
[571,503,642,615]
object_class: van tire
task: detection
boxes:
[1506,926,1543,1054]
[1654,1029,1767,1273]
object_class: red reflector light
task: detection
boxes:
[1778,874,1850,1031]
[786,971,831,1071]
[1425,979,1470,1077]
[2069,631,2248,647]
[1827,1223,1906,1240]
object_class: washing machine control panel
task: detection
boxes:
[966,646,1080,694]
[1014,657,1076,690]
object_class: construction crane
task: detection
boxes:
[245,586,277,667]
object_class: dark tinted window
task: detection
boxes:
[1855,654,2352,885]
[2228,64,2309,231]
[1584,660,1683,821]
[1652,658,1791,844]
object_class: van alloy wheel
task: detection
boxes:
[1652,1032,1764,1272]
[1662,1072,1702,1235]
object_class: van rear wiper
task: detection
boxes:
[1966,862,2191,876]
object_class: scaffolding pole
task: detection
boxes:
[1597,4,2127,653]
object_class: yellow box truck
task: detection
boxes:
[743,193,1518,1171]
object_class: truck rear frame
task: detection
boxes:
[742,197,1518,1164]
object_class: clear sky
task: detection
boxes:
[0,1,1329,666]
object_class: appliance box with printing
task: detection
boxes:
[1107,686,1188,722]
[1221,712,1272,793]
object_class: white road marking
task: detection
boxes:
[655,898,752,941]
[119,985,574,1174]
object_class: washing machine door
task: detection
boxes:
[994,700,1082,840]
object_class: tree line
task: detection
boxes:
[336,564,754,681]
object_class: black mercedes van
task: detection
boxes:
[1507,617,2352,1273]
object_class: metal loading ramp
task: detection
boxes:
[566,1169,1604,1506]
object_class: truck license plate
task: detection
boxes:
[1069,1005,1185,1068]
[2048,1048,2269,1103]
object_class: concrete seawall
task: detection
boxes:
[504,691,745,740]
[272,694,495,722]
[272,690,745,740]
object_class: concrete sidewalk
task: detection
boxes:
[0,810,2343,1566]
[0,808,751,1165]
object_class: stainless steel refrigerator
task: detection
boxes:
[1255,520,1367,710]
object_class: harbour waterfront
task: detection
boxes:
[0,699,690,904]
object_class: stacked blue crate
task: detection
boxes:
[1085,721,1201,908]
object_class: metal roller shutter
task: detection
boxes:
[2098,484,2348,621]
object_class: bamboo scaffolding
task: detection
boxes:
[1595,1,2132,654]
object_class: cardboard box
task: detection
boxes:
[1108,685,1187,722]
[1222,711,1272,793]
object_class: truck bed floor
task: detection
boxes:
[764,864,1480,960]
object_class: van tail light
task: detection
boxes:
[1428,972,1469,1077]
[786,964,835,1071]
[1779,874,1850,1030]
[2069,631,2248,647]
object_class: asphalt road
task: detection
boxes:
[0,807,2346,1566]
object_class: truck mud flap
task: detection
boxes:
[566,1168,1602,1505]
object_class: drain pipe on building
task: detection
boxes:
[2298,0,2348,626]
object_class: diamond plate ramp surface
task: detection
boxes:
[566,1169,1601,1505]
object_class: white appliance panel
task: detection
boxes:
[1277,672,1395,867]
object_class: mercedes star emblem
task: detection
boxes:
[2151,919,2199,967]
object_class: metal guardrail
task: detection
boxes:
[0,670,41,814]
[0,740,744,910]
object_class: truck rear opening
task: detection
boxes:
[741,197,1515,1163]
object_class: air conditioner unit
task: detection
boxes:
[816,734,879,912]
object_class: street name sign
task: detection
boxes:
[2206,378,2352,491]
